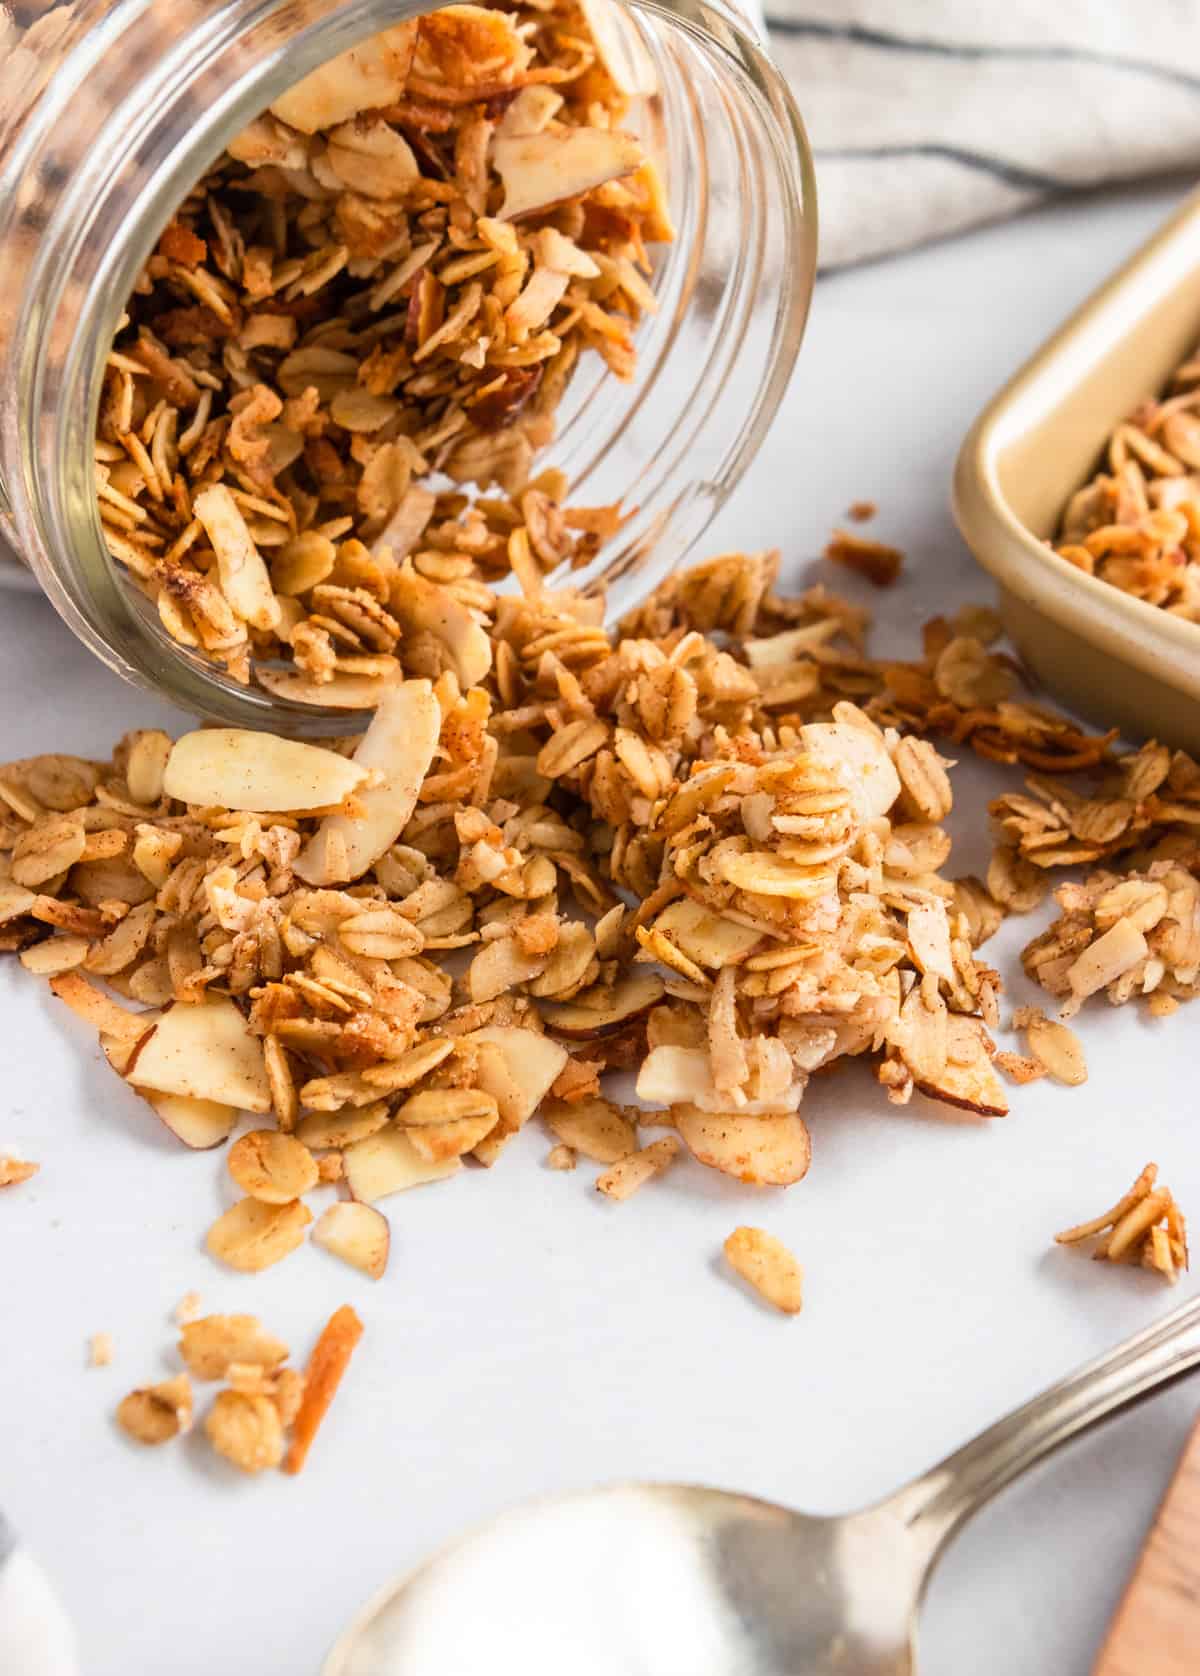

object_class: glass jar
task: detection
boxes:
[0,0,815,732]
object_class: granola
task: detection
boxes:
[1021,862,1200,1017]
[1055,1163,1188,1283]
[115,1374,194,1445]
[723,1226,803,1314]
[1053,344,1200,619]
[0,1154,38,1187]
[95,3,670,699]
[1,547,1022,1276]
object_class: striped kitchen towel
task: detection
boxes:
[764,0,1200,267]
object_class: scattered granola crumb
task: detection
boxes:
[1055,1163,1188,1283]
[174,1291,202,1325]
[89,1332,115,1368]
[0,1155,38,1188]
[205,1388,285,1475]
[847,500,877,523]
[546,1143,576,1171]
[723,1226,803,1315]
[285,1305,364,1475]
[179,1314,289,1381]
[115,1374,194,1445]
[994,1050,1046,1086]
[824,529,904,587]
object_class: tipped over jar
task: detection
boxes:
[0,0,815,730]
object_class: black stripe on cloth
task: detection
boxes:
[813,143,1069,192]
[764,17,1200,94]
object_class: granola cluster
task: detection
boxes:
[2,545,1194,1310]
[0,549,1021,1273]
[1054,338,1200,618]
[116,1305,362,1475]
[1056,1164,1187,1284]
[96,3,668,699]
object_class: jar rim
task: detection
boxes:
[3,0,815,732]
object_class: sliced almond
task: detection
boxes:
[540,972,664,1038]
[1066,918,1149,1000]
[1021,1011,1088,1087]
[269,23,417,133]
[468,1024,567,1130]
[227,1129,319,1203]
[723,1226,803,1314]
[144,1091,238,1150]
[313,1202,390,1280]
[637,1044,800,1116]
[652,899,762,970]
[800,722,900,822]
[544,1096,636,1163]
[163,729,367,813]
[674,1106,811,1187]
[343,1127,461,1203]
[389,565,492,687]
[253,668,397,709]
[126,996,271,1113]
[295,680,440,887]
[19,934,91,976]
[494,128,643,221]
[205,1197,312,1272]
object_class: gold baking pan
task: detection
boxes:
[953,187,1200,753]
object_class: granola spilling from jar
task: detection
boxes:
[1,549,1024,1285]
[1054,334,1200,618]
[95,2,669,701]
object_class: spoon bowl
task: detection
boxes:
[325,1296,1200,1676]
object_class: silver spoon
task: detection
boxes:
[324,1296,1200,1676]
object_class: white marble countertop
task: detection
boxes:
[2,180,1197,1676]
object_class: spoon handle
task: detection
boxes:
[893,1294,1200,1561]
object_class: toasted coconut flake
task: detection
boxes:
[296,681,440,886]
